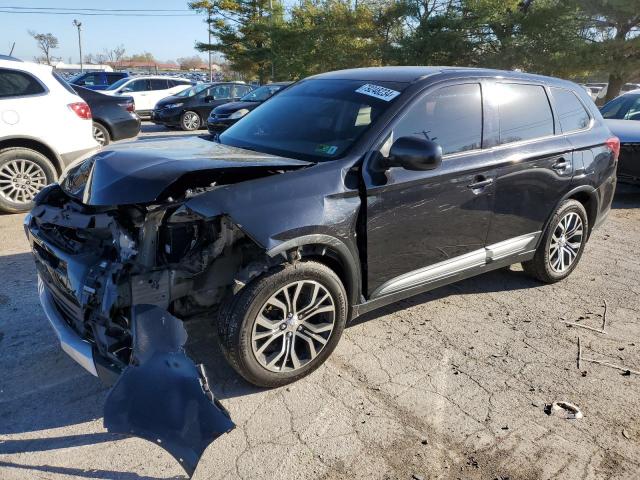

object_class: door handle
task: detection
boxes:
[552,158,570,171]
[467,176,494,190]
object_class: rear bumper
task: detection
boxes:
[110,116,141,142]
[38,276,98,376]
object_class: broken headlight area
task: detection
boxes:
[25,185,263,474]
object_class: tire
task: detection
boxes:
[92,122,110,147]
[522,199,588,283]
[0,147,57,214]
[180,111,201,131]
[218,261,348,387]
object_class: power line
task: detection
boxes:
[0,10,198,17]
[0,6,193,12]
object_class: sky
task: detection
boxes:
[0,1,212,63]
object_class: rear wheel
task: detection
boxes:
[0,147,57,213]
[522,199,588,283]
[217,261,348,387]
[92,122,110,146]
[180,111,201,131]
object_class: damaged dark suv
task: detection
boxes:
[25,67,617,473]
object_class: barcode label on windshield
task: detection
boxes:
[355,84,400,102]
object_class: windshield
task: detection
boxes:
[106,77,130,91]
[174,83,211,98]
[241,84,285,102]
[601,95,640,119]
[220,79,407,161]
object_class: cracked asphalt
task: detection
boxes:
[1,127,639,479]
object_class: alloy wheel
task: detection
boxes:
[0,159,47,205]
[251,280,336,373]
[549,212,584,273]
[182,112,200,130]
[93,125,107,146]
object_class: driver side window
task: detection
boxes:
[393,83,483,155]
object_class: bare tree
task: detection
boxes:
[104,44,126,68]
[177,55,204,70]
[28,31,59,65]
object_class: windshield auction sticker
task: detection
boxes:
[355,84,401,102]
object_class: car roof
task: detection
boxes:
[309,66,579,89]
[0,58,52,74]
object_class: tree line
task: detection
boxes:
[189,0,640,102]
[27,32,210,71]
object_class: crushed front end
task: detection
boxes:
[24,183,249,475]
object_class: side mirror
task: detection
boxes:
[384,136,443,171]
[204,95,214,103]
[120,87,133,93]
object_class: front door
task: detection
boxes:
[364,82,496,298]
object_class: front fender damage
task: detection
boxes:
[104,305,234,477]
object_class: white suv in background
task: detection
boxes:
[0,56,99,213]
[101,75,192,117]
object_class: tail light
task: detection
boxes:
[118,100,135,113]
[68,102,92,120]
[606,136,620,161]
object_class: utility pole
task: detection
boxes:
[270,0,274,81]
[72,19,83,72]
[208,7,212,82]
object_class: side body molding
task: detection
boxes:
[371,232,540,298]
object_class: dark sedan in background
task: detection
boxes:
[74,86,141,146]
[207,82,292,136]
[151,82,254,131]
[602,90,640,184]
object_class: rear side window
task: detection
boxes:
[0,68,45,98]
[150,79,169,90]
[234,85,252,97]
[393,83,483,155]
[106,73,124,85]
[551,87,590,133]
[496,83,554,144]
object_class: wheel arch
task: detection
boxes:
[93,119,113,139]
[266,234,362,315]
[0,136,63,175]
[541,186,599,245]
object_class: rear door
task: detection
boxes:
[123,79,152,111]
[363,81,497,298]
[484,81,574,246]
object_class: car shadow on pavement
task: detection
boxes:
[350,266,541,328]
[0,460,186,480]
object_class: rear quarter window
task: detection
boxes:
[495,83,554,144]
[0,68,46,98]
[551,87,591,133]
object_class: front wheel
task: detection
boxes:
[180,111,201,131]
[522,199,588,283]
[217,261,348,387]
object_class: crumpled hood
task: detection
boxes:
[604,119,640,144]
[60,137,311,206]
